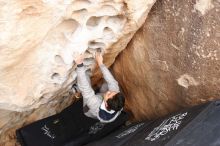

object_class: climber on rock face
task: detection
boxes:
[74,52,125,123]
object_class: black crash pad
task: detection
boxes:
[86,121,154,146]
[16,98,129,146]
[87,100,220,146]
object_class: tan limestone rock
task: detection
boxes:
[0,0,156,144]
[0,0,155,111]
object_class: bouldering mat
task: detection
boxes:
[87,100,220,146]
[16,98,129,146]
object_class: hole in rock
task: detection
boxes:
[57,19,79,34]
[55,55,65,64]
[106,15,126,31]
[72,9,88,18]
[103,27,115,40]
[85,49,94,58]
[72,0,91,9]
[51,73,60,80]
[86,48,94,53]
[88,41,105,49]
[103,27,113,34]
[99,5,118,15]
[86,48,96,54]
[86,16,102,27]
[85,47,103,58]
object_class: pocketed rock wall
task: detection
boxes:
[112,0,220,121]
[0,0,156,145]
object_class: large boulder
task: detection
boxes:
[0,0,156,144]
[112,0,220,121]
[0,0,155,112]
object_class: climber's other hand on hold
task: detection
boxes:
[95,52,103,66]
[75,54,85,65]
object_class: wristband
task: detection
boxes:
[77,63,84,67]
